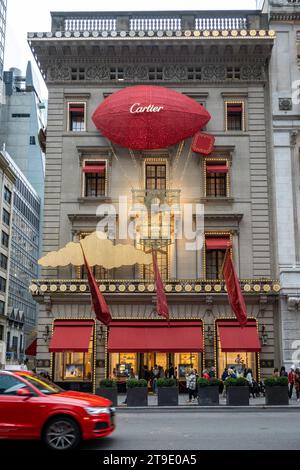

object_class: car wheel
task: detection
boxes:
[43,417,81,450]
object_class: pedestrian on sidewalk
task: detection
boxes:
[280,366,288,377]
[246,368,255,398]
[186,369,197,403]
[295,368,300,402]
[288,368,295,399]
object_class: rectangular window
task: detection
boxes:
[205,235,231,280]
[12,336,18,352]
[0,253,7,270]
[144,247,168,280]
[4,186,11,204]
[0,276,6,292]
[205,161,229,197]
[145,164,166,190]
[68,103,85,132]
[1,231,9,248]
[83,161,106,197]
[2,208,10,226]
[29,136,36,145]
[225,102,244,131]
[11,114,30,118]
[0,323,4,340]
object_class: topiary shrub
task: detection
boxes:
[264,376,288,387]
[197,378,210,387]
[127,378,148,388]
[208,378,221,387]
[225,377,248,387]
[99,379,117,388]
[157,378,177,387]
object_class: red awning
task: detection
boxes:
[69,106,84,112]
[217,320,261,352]
[107,321,203,352]
[25,339,37,356]
[49,320,94,353]
[205,238,232,250]
[206,164,228,174]
[227,105,242,113]
[82,165,106,174]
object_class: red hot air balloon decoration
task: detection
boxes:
[92,85,213,151]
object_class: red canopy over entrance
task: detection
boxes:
[107,321,203,352]
[92,85,211,150]
[217,320,261,352]
[49,320,94,353]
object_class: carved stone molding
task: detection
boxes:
[46,62,265,83]
[279,97,293,111]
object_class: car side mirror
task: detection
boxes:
[16,387,33,397]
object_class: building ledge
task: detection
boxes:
[30,278,280,297]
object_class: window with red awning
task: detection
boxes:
[206,163,228,174]
[217,320,261,352]
[49,320,94,352]
[205,237,232,250]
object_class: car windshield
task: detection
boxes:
[21,374,63,395]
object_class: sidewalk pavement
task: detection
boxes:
[116,393,300,411]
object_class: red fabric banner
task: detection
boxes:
[152,251,169,323]
[206,164,228,173]
[222,255,247,327]
[80,244,112,326]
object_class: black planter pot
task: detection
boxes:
[226,386,249,406]
[198,386,219,406]
[95,387,118,406]
[127,387,148,407]
[157,387,179,406]
[265,386,289,406]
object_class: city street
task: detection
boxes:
[1,410,300,451]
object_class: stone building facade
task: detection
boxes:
[269,0,300,370]
[28,10,280,392]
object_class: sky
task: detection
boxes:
[4,0,259,99]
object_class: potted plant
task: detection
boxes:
[157,378,178,406]
[96,379,118,406]
[126,379,148,407]
[264,376,289,405]
[225,377,249,406]
[197,378,220,406]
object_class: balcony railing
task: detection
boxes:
[195,17,248,31]
[130,17,181,31]
[59,14,249,32]
[64,18,117,31]
[30,279,281,296]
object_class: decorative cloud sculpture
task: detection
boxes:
[38,231,152,269]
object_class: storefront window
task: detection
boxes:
[54,331,93,384]
[174,353,200,380]
[110,353,138,379]
[109,352,201,380]
[217,335,257,380]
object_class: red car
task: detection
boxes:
[0,370,115,450]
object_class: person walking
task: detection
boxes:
[246,368,255,398]
[202,369,210,380]
[186,369,197,403]
[294,368,300,402]
[273,368,280,377]
[151,364,160,394]
[288,368,295,399]
[280,366,288,377]
[209,367,216,378]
